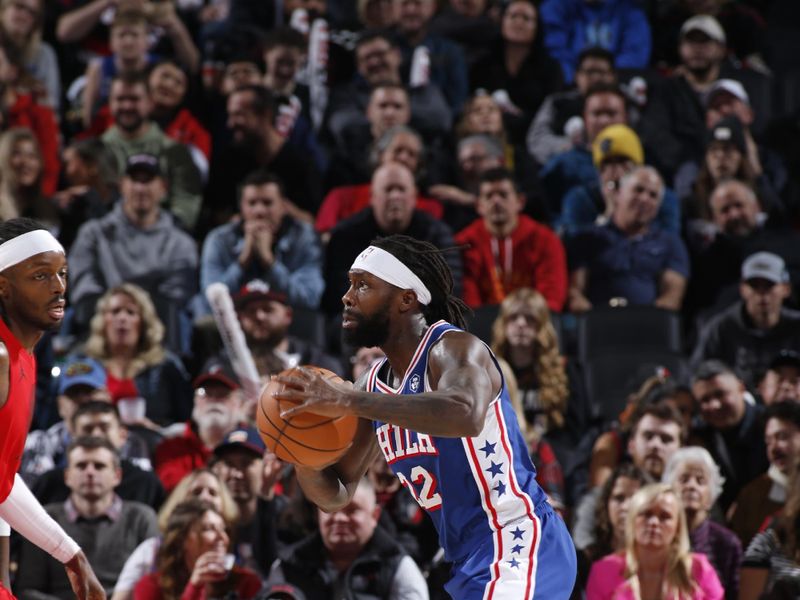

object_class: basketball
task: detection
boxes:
[256,366,359,468]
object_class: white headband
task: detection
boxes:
[351,246,432,305]
[0,230,65,273]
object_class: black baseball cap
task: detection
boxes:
[125,153,162,178]
[707,116,746,155]
[213,426,266,458]
[193,357,240,390]
[233,280,289,309]
[769,350,800,371]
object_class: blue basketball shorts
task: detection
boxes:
[444,501,577,599]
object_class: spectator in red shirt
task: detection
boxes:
[0,37,60,195]
[154,359,244,492]
[455,166,567,311]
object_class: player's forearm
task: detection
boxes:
[348,389,483,438]
[294,466,354,513]
[0,475,80,563]
[0,534,9,589]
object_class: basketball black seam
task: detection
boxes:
[259,400,352,453]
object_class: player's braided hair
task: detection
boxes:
[371,235,471,330]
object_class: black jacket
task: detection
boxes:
[270,526,407,600]
[691,302,800,389]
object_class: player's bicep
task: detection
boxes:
[429,334,497,417]
[0,343,9,410]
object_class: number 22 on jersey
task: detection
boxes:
[397,465,443,511]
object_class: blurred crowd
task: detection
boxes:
[6,0,800,598]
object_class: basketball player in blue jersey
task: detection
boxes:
[275,234,577,599]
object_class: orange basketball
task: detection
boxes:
[256,366,358,468]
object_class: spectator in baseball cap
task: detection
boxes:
[559,123,681,235]
[19,357,112,483]
[229,279,345,380]
[704,78,788,220]
[153,357,244,492]
[212,426,284,576]
[678,115,786,250]
[759,350,800,406]
[691,251,800,389]
[637,10,767,178]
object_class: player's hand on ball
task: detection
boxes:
[258,366,358,468]
[274,366,354,419]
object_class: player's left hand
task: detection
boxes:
[65,550,106,600]
[274,367,355,419]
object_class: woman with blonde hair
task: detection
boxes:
[491,287,569,434]
[490,288,570,510]
[0,127,57,226]
[112,468,240,600]
[81,283,192,426]
[587,483,723,599]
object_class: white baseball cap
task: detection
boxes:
[741,252,789,284]
[681,15,726,44]
[707,79,750,107]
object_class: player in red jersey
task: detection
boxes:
[0,218,104,599]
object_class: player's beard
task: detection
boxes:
[342,301,391,349]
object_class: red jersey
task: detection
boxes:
[0,318,36,502]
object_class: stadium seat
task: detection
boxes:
[465,304,500,345]
[576,306,682,361]
[583,350,689,424]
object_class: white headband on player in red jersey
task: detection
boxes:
[350,246,432,305]
[0,230,64,273]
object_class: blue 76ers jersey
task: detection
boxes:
[368,321,548,566]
